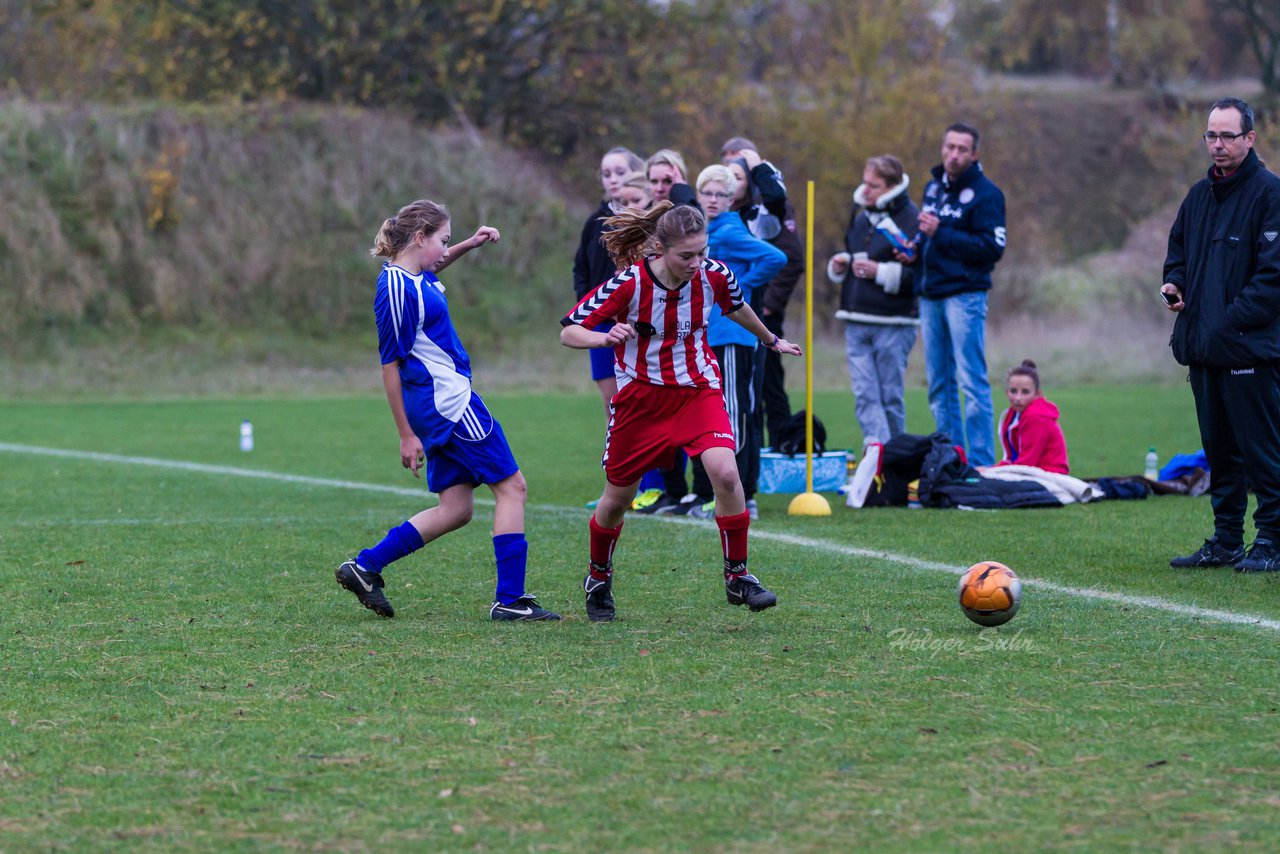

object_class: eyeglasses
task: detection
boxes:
[698,191,733,199]
[1203,131,1248,143]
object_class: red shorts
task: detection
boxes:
[602,382,734,486]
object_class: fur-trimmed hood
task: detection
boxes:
[852,174,911,211]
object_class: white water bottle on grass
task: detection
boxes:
[1144,446,1158,480]
[240,419,254,452]
[838,455,857,495]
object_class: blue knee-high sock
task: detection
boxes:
[493,533,528,605]
[357,521,425,574]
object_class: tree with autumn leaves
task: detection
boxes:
[2,0,1273,167]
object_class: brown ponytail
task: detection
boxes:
[600,201,706,268]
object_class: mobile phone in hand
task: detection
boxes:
[1161,290,1179,306]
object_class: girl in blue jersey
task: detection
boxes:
[336,199,560,621]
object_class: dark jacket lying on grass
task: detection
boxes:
[863,433,1098,509]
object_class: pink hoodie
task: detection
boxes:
[996,396,1069,474]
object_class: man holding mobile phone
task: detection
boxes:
[915,123,1007,467]
[1164,97,1280,572]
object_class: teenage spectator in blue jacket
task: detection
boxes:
[681,164,787,519]
[916,123,1007,467]
[827,155,920,447]
[722,139,805,450]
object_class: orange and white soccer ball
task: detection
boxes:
[957,561,1022,627]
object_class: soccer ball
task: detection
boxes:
[957,561,1022,627]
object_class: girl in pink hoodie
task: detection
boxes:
[995,359,1070,474]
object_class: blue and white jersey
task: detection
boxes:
[374,263,474,448]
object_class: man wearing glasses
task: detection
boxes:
[1164,97,1280,572]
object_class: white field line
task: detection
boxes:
[9,515,385,527]
[0,443,432,499]
[743,529,1280,632]
[5,441,1280,633]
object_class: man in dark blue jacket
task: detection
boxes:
[1163,97,1280,572]
[916,123,1006,467]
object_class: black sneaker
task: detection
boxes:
[665,494,699,516]
[635,493,684,515]
[335,560,395,617]
[1169,537,1244,569]
[1236,538,1280,573]
[687,498,717,520]
[583,572,616,622]
[490,595,562,621]
[725,573,778,612]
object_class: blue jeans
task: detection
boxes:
[843,322,917,446]
[920,291,995,466]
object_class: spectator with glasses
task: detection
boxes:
[1163,97,1280,573]
[675,165,787,519]
[721,140,805,451]
[560,201,800,621]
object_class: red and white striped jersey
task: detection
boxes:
[563,258,744,390]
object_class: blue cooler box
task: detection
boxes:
[758,450,849,494]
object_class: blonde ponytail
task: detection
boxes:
[370,199,451,258]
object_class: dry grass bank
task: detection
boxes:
[0,99,577,346]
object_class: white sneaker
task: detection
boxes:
[845,443,882,509]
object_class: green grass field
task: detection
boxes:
[4,386,1280,852]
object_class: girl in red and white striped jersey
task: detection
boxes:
[560,201,801,622]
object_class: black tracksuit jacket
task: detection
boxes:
[1166,148,1280,367]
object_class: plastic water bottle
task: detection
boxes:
[1144,446,1158,480]
[240,419,254,452]
[838,454,856,495]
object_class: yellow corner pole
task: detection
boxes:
[789,180,832,516]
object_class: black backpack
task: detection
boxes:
[863,431,961,507]
[774,410,826,456]
[861,432,936,507]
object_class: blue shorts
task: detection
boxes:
[589,322,616,382]
[425,393,520,493]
